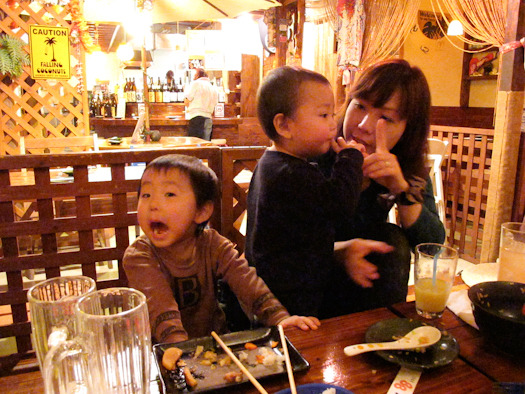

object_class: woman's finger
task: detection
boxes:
[375,119,389,154]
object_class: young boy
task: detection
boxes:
[245,66,364,317]
[123,154,319,344]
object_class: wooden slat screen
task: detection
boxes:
[430,125,494,263]
[220,147,266,254]
[0,147,221,373]
[0,2,89,156]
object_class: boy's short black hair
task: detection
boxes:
[139,154,218,234]
[256,66,331,141]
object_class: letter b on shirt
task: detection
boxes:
[172,275,201,309]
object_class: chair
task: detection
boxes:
[388,138,449,227]
[18,134,102,277]
[19,134,99,154]
[427,138,449,226]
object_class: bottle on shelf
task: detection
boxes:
[130,78,137,102]
[177,77,185,103]
[155,77,163,103]
[163,79,170,103]
[123,78,129,102]
[148,77,155,103]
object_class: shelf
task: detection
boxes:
[467,74,498,81]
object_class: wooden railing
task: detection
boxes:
[0,148,222,373]
[430,125,494,263]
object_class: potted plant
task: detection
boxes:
[0,34,30,79]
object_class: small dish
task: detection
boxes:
[365,318,459,370]
[275,383,354,394]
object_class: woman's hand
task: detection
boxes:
[336,238,394,288]
[279,315,321,331]
[362,120,408,194]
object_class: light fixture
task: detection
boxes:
[447,20,463,36]
[117,42,134,61]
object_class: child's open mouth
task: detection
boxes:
[150,221,169,235]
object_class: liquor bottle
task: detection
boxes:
[155,77,163,103]
[130,78,137,102]
[163,79,170,103]
[177,78,185,103]
[148,77,155,103]
[123,78,129,102]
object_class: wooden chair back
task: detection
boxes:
[220,146,266,254]
[19,134,99,155]
[427,138,449,226]
[0,147,221,373]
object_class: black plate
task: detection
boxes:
[365,318,459,370]
[153,327,309,393]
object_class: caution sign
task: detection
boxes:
[29,25,70,79]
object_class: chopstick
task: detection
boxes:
[210,331,268,394]
[278,324,297,394]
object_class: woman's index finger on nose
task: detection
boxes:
[375,119,389,153]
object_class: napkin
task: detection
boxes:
[446,289,479,329]
[459,262,498,287]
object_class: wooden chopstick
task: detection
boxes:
[278,324,297,394]
[210,331,268,394]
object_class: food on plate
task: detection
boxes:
[183,366,198,388]
[223,371,243,383]
[162,340,286,391]
[193,345,204,359]
[321,389,336,394]
[162,347,183,370]
[244,342,258,350]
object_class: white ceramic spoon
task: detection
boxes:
[344,326,442,357]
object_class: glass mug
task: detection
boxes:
[27,275,97,371]
[498,222,525,284]
[43,287,152,394]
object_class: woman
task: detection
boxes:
[318,59,446,318]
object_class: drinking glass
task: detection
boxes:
[43,287,151,394]
[414,243,458,319]
[498,222,525,284]
[27,275,96,370]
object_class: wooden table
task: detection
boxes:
[2,300,523,393]
[97,136,225,150]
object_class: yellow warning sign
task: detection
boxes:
[29,25,70,79]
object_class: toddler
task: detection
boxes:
[123,154,320,344]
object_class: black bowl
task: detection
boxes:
[468,281,525,355]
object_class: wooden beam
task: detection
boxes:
[480,0,525,263]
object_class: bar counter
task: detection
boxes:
[90,116,269,147]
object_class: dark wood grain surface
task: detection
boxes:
[1,304,505,394]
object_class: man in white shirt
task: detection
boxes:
[184,68,218,140]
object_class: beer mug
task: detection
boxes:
[27,275,96,370]
[43,287,152,394]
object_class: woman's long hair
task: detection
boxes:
[337,59,431,179]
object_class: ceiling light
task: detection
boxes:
[117,43,134,61]
[447,20,463,36]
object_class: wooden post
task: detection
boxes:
[141,45,150,132]
[480,0,525,263]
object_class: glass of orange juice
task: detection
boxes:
[498,222,525,284]
[414,243,458,319]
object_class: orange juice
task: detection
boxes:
[415,278,451,313]
[498,246,525,283]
